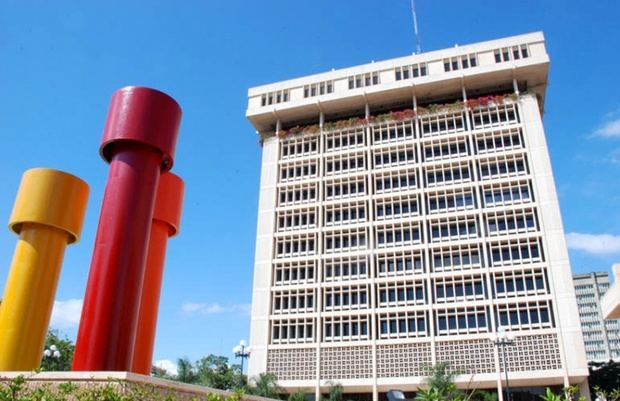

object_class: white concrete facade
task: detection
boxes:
[247,32,588,401]
[573,272,620,361]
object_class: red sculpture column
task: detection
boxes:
[73,87,182,371]
[132,172,184,375]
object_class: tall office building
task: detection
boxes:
[246,32,588,401]
[573,272,620,361]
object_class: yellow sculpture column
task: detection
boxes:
[0,168,88,371]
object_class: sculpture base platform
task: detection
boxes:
[0,371,272,401]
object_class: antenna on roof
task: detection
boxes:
[410,0,422,54]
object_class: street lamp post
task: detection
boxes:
[233,340,251,374]
[43,344,61,370]
[490,328,515,401]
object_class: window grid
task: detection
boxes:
[278,182,318,207]
[273,260,316,286]
[492,268,549,298]
[420,111,467,138]
[323,284,370,311]
[325,175,367,200]
[304,80,334,98]
[478,153,528,181]
[271,318,315,344]
[494,45,529,63]
[475,128,524,155]
[430,243,483,272]
[395,63,428,80]
[485,207,538,237]
[429,214,479,243]
[375,193,420,221]
[277,207,318,231]
[275,233,317,258]
[324,256,369,282]
[261,89,290,106]
[325,152,366,176]
[443,54,478,72]
[434,274,486,303]
[348,72,380,89]
[272,288,315,314]
[481,180,533,207]
[488,237,545,267]
[373,144,417,169]
[279,159,318,182]
[377,280,426,307]
[325,128,366,152]
[280,136,319,160]
[323,315,370,342]
[470,103,519,129]
[378,311,428,339]
[325,201,367,227]
[425,161,472,187]
[423,136,469,162]
[374,168,418,193]
[495,300,554,331]
[376,250,425,277]
[427,186,477,214]
[324,227,368,253]
[372,120,415,144]
[436,306,490,335]
[376,221,422,248]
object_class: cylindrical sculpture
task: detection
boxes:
[132,172,184,375]
[0,168,88,371]
[73,87,181,371]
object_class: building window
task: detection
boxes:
[436,306,489,335]
[324,256,368,282]
[430,244,483,272]
[325,176,367,200]
[271,318,314,344]
[303,80,334,98]
[261,89,290,106]
[376,222,422,248]
[494,45,530,63]
[395,63,428,80]
[324,285,370,311]
[273,261,316,286]
[434,275,486,303]
[374,169,418,193]
[348,72,380,89]
[378,311,427,339]
[489,237,545,266]
[372,120,415,144]
[323,315,369,342]
[376,250,424,277]
[443,54,477,72]
[496,301,553,331]
[375,193,420,221]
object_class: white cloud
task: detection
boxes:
[180,302,250,316]
[154,359,178,376]
[593,118,620,138]
[50,298,83,328]
[566,232,620,255]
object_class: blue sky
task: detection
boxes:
[1,0,620,374]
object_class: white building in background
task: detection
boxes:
[573,272,620,362]
[601,264,620,321]
[246,32,589,401]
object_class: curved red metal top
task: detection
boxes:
[100,86,182,171]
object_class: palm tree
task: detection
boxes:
[250,373,282,399]
[176,357,199,384]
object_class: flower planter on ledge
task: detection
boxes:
[265,93,519,143]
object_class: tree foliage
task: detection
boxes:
[40,330,74,372]
[248,373,282,399]
[589,360,620,394]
